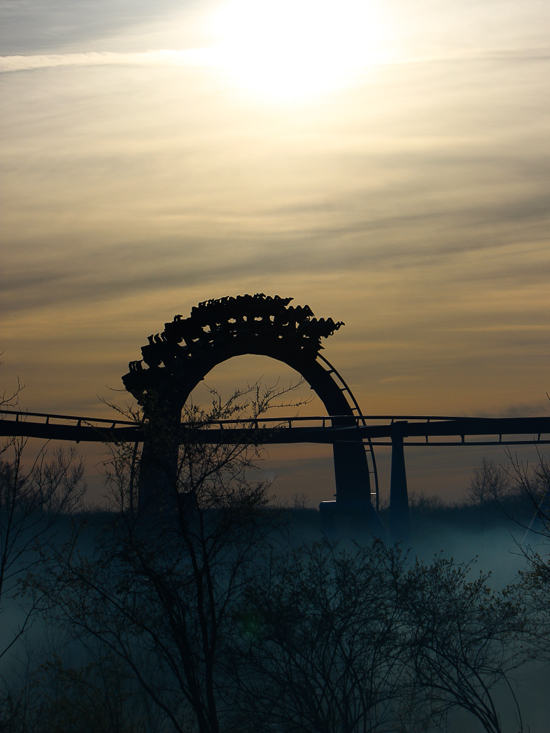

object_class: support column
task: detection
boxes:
[138,398,181,513]
[321,441,387,539]
[390,421,411,544]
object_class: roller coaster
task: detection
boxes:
[1,294,549,540]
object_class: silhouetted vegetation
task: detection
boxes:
[0,431,86,662]
[1,386,549,732]
[376,459,539,543]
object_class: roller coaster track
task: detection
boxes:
[2,406,548,533]
[5,295,548,538]
[3,409,549,447]
[315,354,380,510]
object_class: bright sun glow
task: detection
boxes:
[208,0,387,101]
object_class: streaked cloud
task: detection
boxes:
[2,43,549,74]
[1,0,549,503]
[0,49,214,73]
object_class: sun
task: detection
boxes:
[208,0,387,101]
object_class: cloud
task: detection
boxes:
[0,0,198,54]
[2,43,550,75]
[0,49,215,73]
[1,8,548,451]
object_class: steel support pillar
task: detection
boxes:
[390,421,411,544]
[138,399,181,513]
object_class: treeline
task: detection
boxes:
[405,456,543,534]
[280,457,542,540]
[1,393,550,733]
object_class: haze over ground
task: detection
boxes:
[1,0,549,504]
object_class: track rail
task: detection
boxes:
[2,409,549,446]
[316,354,380,510]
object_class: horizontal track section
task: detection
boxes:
[1,410,549,445]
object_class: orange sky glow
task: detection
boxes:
[1,0,549,505]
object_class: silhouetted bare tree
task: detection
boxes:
[468,457,511,509]
[505,450,550,538]
[0,438,85,661]
[506,449,550,675]
[23,372,537,733]
[0,651,150,733]
[33,383,300,733]
[227,540,528,733]
[228,538,423,733]
[402,555,527,733]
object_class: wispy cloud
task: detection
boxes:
[0,49,215,73]
[2,44,549,73]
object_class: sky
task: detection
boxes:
[1,0,549,505]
